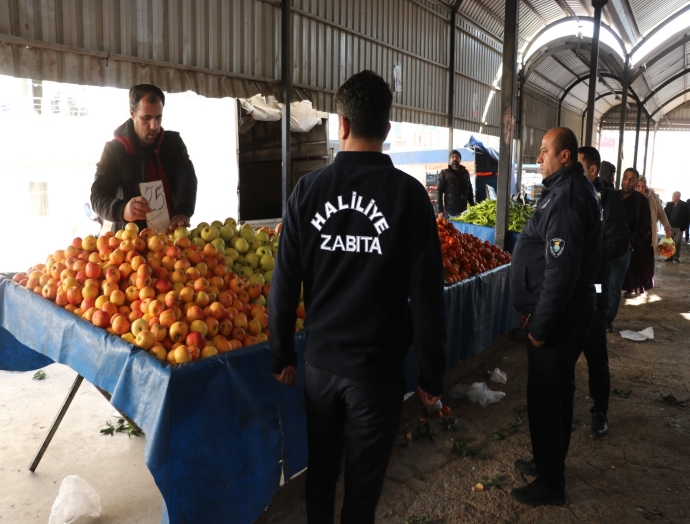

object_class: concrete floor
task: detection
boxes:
[0,363,162,523]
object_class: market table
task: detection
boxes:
[450,220,521,253]
[0,265,519,523]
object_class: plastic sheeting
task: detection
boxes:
[450,220,521,253]
[0,264,519,523]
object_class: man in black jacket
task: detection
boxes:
[578,146,629,439]
[437,150,475,217]
[91,84,197,233]
[269,71,446,524]
[664,192,690,262]
[510,127,602,507]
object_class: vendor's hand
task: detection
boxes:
[416,386,441,408]
[528,333,545,347]
[664,227,672,238]
[168,214,191,231]
[273,365,297,386]
[123,196,152,222]
[438,212,445,219]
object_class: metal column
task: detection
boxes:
[495,0,519,250]
[633,103,642,169]
[615,56,630,189]
[447,1,463,151]
[585,1,607,146]
[515,72,524,195]
[281,0,292,215]
[642,114,651,178]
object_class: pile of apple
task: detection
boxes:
[11,218,282,365]
[437,218,512,285]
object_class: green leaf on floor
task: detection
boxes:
[612,389,632,398]
[659,393,687,409]
[405,515,433,524]
[32,370,46,380]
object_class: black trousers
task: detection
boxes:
[304,363,403,524]
[581,306,610,415]
[527,313,592,490]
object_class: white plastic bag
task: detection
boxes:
[488,367,507,384]
[245,94,282,122]
[449,382,505,407]
[620,327,654,341]
[49,475,101,524]
[426,398,443,414]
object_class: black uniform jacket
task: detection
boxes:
[592,177,629,311]
[91,119,197,232]
[511,162,603,341]
[437,165,475,216]
[269,151,447,396]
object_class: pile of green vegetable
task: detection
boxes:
[452,200,534,232]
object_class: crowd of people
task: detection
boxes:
[91,78,687,521]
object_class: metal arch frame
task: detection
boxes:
[522,37,625,85]
[629,3,690,57]
[630,35,690,83]
[521,16,627,63]
[651,88,690,118]
[641,68,690,105]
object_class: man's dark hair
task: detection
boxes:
[449,149,462,160]
[551,127,578,163]
[577,146,600,170]
[129,84,166,112]
[334,70,392,141]
[599,160,616,184]
[624,167,640,179]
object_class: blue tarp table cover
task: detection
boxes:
[450,220,521,253]
[0,265,519,523]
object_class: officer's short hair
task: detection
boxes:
[335,70,392,142]
[129,84,166,113]
[551,127,578,163]
[578,146,600,170]
[624,167,640,180]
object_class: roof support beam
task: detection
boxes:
[630,34,690,83]
[281,0,292,214]
[642,113,651,179]
[447,0,464,150]
[495,0,518,250]
[641,69,690,105]
[633,102,642,169]
[616,55,630,188]
[586,1,608,146]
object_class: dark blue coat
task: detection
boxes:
[511,162,603,341]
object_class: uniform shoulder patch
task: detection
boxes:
[549,238,565,257]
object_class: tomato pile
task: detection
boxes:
[437,218,512,285]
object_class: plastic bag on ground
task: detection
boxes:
[448,382,506,407]
[488,367,507,384]
[426,399,443,414]
[620,327,654,341]
[49,475,101,524]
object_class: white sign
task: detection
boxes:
[139,181,169,234]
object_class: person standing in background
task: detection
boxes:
[636,178,672,259]
[437,150,475,218]
[664,192,690,262]
[578,146,628,439]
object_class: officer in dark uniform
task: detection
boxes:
[578,146,629,439]
[269,71,447,523]
[510,127,603,506]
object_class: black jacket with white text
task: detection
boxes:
[269,152,447,396]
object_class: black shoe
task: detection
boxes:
[514,458,538,477]
[591,412,608,439]
[665,258,674,262]
[607,322,615,332]
[510,478,567,507]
